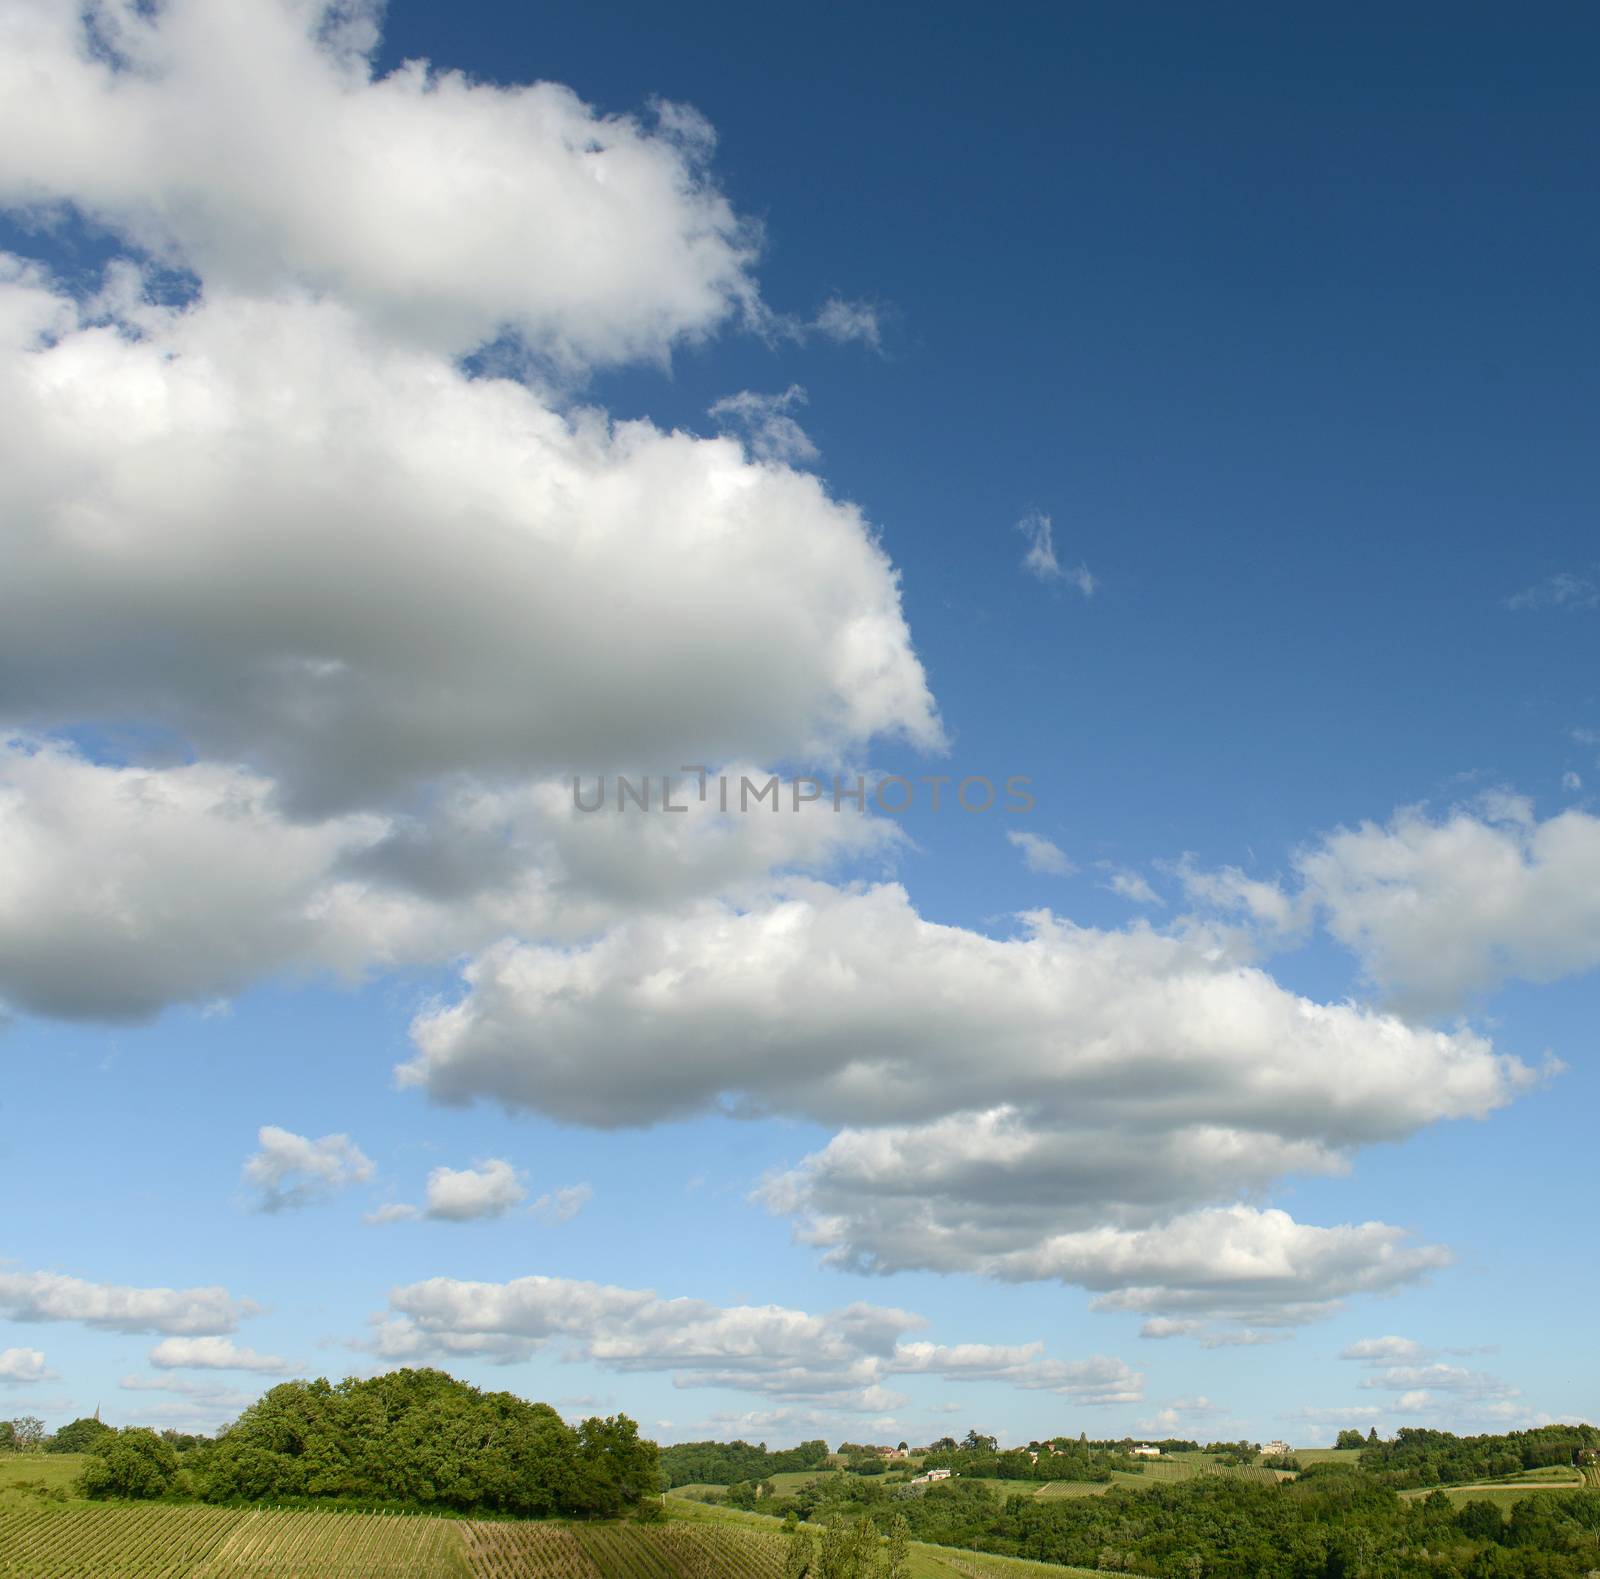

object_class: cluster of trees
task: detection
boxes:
[47,1416,114,1454]
[1201,1438,1265,1466]
[3,1414,201,1456]
[781,1512,911,1579]
[660,1437,829,1488]
[1358,1425,1600,1488]
[917,1430,1136,1484]
[1337,1428,1379,1450]
[3,1415,47,1451]
[761,1462,1600,1577]
[73,1369,657,1518]
[1082,1437,1204,1454]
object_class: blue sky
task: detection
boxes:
[0,0,1596,1449]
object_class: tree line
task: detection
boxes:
[1356,1424,1600,1488]
[659,1437,831,1488]
[757,1462,1600,1577]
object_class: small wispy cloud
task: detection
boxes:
[1101,865,1162,906]
[812,297,882,351]
[531,1183,593,1224]
[709,385,818,464]
[1007,830,1074,876]
[1507,571,1599,612]
[1017,509,1094,594]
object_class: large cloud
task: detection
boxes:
[0,276,937,816]
[401,881,1530,1318]
[0,0,760,365]
[367,1272,1140,1410]
[404,882,1525,1131]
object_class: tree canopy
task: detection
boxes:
[79,1428,181,1500]
[194,1367,656,1516]
[48,1416,114,1454]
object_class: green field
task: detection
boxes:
[0,1452,87,1499]
[765,1469,831,1496]
[1290,1449,1363,1467]
[1396,1477,1585,1510]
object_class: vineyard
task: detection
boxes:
[461,1519,790,1578]
[0,1500,804,1578]
[0,1502,246,1575]
[1033,1481,1111,1500]
[461,1522,597,1578]
[576,1523,787,1577]
[1208,1465,1282,1487]
[0,1502,472,1577]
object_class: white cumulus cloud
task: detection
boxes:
[242,1125,374,1213]
[421,1159,527,1222]
[0,1347,54,1384]
[148,1337,297,1375]
[0,0,763,366]
[0,1269,255,1335]
[402,880,1531,1321]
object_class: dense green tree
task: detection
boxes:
[882,1512,911,1579]
[79,1427,180,1500]
[1336,1429,1368,1450]
[574,1413,659,1515]
[194,1368,654,1517]
[846,1513,879,1576]
[783,1525,814,1579]
[48,1416,114,1454]
[817,1520,852,1579]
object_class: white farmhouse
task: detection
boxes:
[910,1468,954,1484]
[1131,1444,1162,1458]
